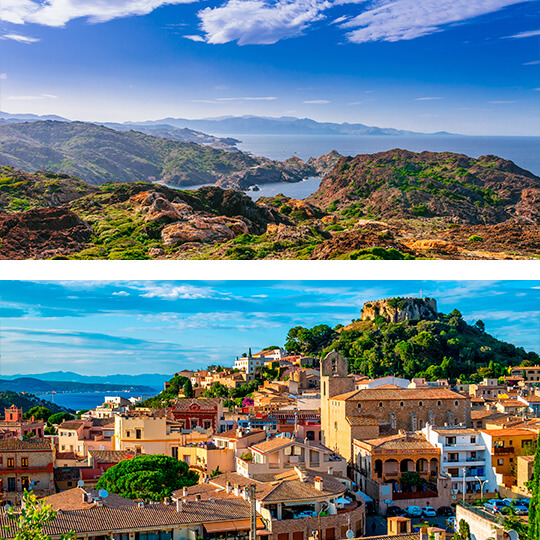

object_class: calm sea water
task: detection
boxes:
[36,391,156,412]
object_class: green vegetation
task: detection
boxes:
[468,235,483,242]
[24,406,51,421]
[399,471,426,490]
[453,520,471,540]
[3,490,75,540]
[95,455,198,501]
[0,391,71,416]
[286,310,538,382]
[138,374,190,408]
[527,442,540,540]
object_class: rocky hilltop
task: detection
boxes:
[361,297,437,323]
[309,149,540,225]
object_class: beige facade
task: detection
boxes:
[114,411,210,457]
[320,351,471,461]
[236,437,347,480]
[57,418,114,457]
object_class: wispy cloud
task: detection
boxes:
[184,34,205,41]
[341,0,534,44]
[217,96,277,101]
[6,93,58,100]
[489,100,517,104]
[415,96,443,101]
[503,29,540,39]
[0,73,6,79]
[0,0,199,27]
[304,99,330,104]
[523,60,540,65]
[1,33,40,43]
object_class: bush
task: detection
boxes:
[468,235,483,242]
[225,246,256,259]
[411,204,428,216]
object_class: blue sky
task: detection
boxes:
[0,0,539,135]
[0,280,538,377]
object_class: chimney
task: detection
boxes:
[82,491,88,504]
[233,484,241,497]
[242,487,249,500]
[314,476,323,491]
[176,498,182,512]
[183,487,188,497]
[226,481,232,494]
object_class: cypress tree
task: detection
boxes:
[528,442,540,539]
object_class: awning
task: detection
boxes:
[204,518,265,534]
[355,490,373,503]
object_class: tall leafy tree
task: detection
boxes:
[96,455,198,501]
[528,441,540,540]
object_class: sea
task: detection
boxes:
[35,391,157,412]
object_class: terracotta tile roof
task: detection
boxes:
[471,411,492,420]
[250,437,292,453]
[1,495,257,537]
[481,428,538,437]
[42,488,138,511]
[55,452,79,460]
[171,398,222,410]
[355,433,438,453]
[431,427,479,435]
[0,438,52,451]
[332,388,467,401]
[88,450,134,463]
[346,416,379,426]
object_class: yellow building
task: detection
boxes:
[481,428,537,487]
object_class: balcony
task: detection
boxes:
[494,447,514,455]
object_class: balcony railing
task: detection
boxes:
[494,447,514,455]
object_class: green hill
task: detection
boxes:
[284,305,539,383]
[0,390,73,414]
[0,121,261,187]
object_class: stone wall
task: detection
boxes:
[455,502,506,540]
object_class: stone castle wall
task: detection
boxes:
[361,297,437,323]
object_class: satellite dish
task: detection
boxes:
[98,489,109,498]
[77,480,85,487]
[383,499,393,504]
[346,530,354,539]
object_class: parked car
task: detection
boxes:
[386,506,406,517]
[484,499,509,514]
[404,505,423,517]
[422,507,437,517]
[437,506,454,517]
[502,499,529,515]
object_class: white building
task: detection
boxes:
[422,424,496,500]
[234,355,265,375]
[252,348,286,361]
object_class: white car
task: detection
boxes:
[405,505,423,517]
[422,506,436,517]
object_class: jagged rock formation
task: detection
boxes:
[0,207,93,259]
[361,297,438,323]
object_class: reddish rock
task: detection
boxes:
[0,207,93,259]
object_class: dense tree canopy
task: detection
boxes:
[288,311,538,382]
[25,406,51,421]
[138,374,189,408]
[95,455,198,501]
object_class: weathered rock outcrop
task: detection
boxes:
[361,297,438,323]
[0,207,93,259]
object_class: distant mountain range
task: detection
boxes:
[0,377,157,394]
[1,111,453,137]
[126,115,454,137]
[1,371,169,389]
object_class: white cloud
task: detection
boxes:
[489,100,517,104]
[184,34,205,41]
[0,0,198,27]
[198,0,330,45]
[304,99,330,103]
[1,33,40,43]
[6,93,58,100]
[112,291,130,296]
[0,73,6,79]
[503,29,540,39]
[340,0,533,44]
[416,96,443,100]
[523,60,540,65]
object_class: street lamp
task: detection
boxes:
[475,476,488,501]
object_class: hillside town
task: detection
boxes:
[1,300,539,540]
